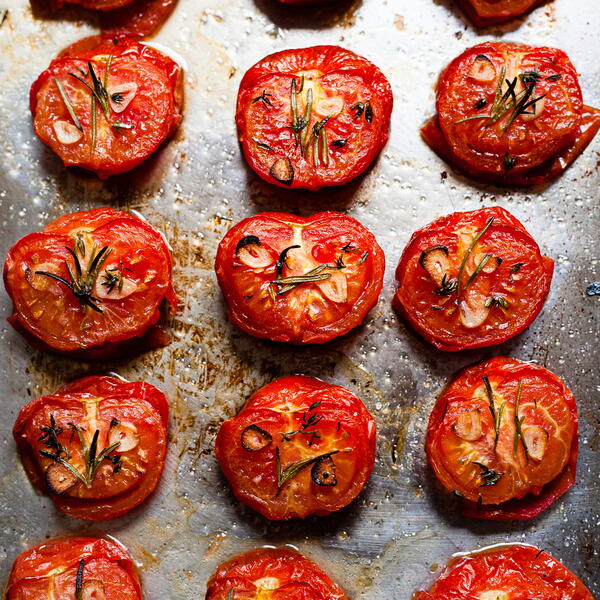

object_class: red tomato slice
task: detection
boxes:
[215,211,385,344]
[206,547,347,600]
[422,42,600,185]
[13,375,168,520]
[236,46,393,190]
[30,36,183,178]
[6,536,142,600]
[456,0,547,27]
[216,376,376,520]
[414,544,593,600]
[3,207,177,359]
[393,206,553,351]
[426,357,578,520]
[101,0,178,38]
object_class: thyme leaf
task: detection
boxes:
[472,461,503,486]
[253,139,274,151]
[330,139,347,148]
[252,90,274,110]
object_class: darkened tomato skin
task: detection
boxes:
[236,46,393,190]
[422,42,600,185]
[30,36,183,178]
[205,547,348,600]
[456,0,548,27]
[394,206,553,351]
[426,357,578,520]
[6,536,142,600]
[414,545,594,600]
[4,207,177,359]
[13,376,168,521]
[100,0,179,38]
[216,376,376,520]
[215,211,385,344]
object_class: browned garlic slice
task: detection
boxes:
[453,410,483,441]
[53,120,82,145]
[45,462,78,494]
[468,55,496,82]
[459,294,489,328]
[236,236,273,269]
[317,271,347,303]
[108,421,139,452]
[419,245,451,287]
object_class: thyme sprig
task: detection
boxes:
[513,382,529,462]
[281,401,323,441]
[483,375,505,452]
[472,461,503,486]
[276,447,340,492]
[102,260,131,294]
[351,101,373,123]
[434,274,458,297]
[38,415,121,488]
[36,239,112,313]
[252,90,274,110]
[485,296,509,309]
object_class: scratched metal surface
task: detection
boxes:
[0,0,598,597]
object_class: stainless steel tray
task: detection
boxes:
[0,0,598,597]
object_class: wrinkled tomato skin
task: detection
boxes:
[30,36,183,178]
[215,211,385,344]
[426,357,578,520]
[394,207,553,351]
[205,547,348,600]
[13,375,168,521]
[100,0,178,38]
[414,545,593,600]
[422,42,600,185]
[236,46,393,190]
[3,207,177,359]
[456,0,547,27]
[216,376,376,520]
[6,536,142,600]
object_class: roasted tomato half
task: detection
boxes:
[456,0,547,27]
[236,45,393,190]
[3,207,177,359]
[30,35,183,178]
[13,375,168,521]
[393,206,553,351]
[422,42,600,185]
[100,0,179,38]
[216,376,376,520]
[205,547,348,600]
[414,544,593,600]
[5,536,142,599]
[215,211,385,344]
[426,357,578,520]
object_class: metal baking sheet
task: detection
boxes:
[0,0,598,597]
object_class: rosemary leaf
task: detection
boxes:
[465,253,492,289]
[75,559,85,600]
[54,78,83,132]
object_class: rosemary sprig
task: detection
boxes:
[456,217,495,304]
[513,382,529,462]
[253,139,274,151]
[102,261,131,294]
[472,461,503,486]
[75,559,85,600]
[54,78,83,132]
[36,240,112,313]
[433,274,458,297]
[483,375,505,452]
[350,101,373,123]
[465,253,492,289]
[276,447,340,492]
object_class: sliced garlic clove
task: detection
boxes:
[81,579,107,600]
[521,95,545,122]
[108,421,139,452]
[53,120,82,145]
[94,273,138,300]
[109,82,138,114]
[480,591,507,600]
[315,95,344,118]
[26,262,61,291]
[468,54,496,82]
[45,462,78,495]
[522,426,548,462]
[419,245,451,288]
[452,410,483,441]
[459,295,489,329]
[236,236,273,269]
[317,271,348,303]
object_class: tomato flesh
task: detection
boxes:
[236,46,393,190]
[216,376,376,520]
[13,375,168,520]
[100,0,179,38]
[206,548,347,600]
[415,544,593,600]
[30,36,182,178]
[394,206,553,351]
[3,207,177,358]
[426,357,578,519]
[215,211,385,344]
[456,0,547,27]
[422,42,600,184]
[6,537,142,600]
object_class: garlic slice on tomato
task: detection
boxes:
[459,294,489,328]
[93,269,138,300]
[419,245,451,287]
[236,236,273,269]
[53,120,82,145]
[452,410,483,441]
[315,95,344,118]
[108,421,139,452]
[317,271,348,303]
[26,262,61,291]
[522,425,548,461]
[521,95,545,121]
[109,82,138,114]
[468,54,496,82]
[81,580,107,600]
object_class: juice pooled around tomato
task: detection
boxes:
[421,42,600,185]
[205,547,348,600]
[393,206,553,351]
[5,536,142,599]
[13,375,169,520]
[3,207,177,359]
[215,211,385,344]
[236,45,393,190]
[216,376,376,520]
[426,357,578,520]
[30,35,183,178]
